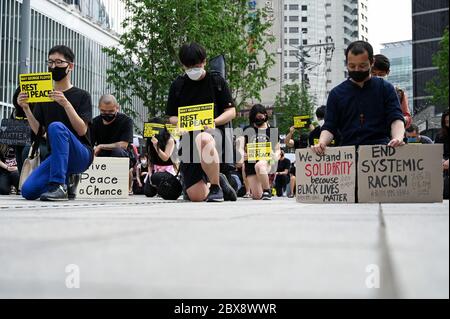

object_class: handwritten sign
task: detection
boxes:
[143,123,166,138]
[19,72,53,103]
[178,103,215,132]
[293,116,311,129]
[358,145,443,203]
[0,119,31,146]
[296,146,356,203]
[247,142,272,162]
[77,157,129,199]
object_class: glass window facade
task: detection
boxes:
[412,0,449,114]
[0,0,145,130]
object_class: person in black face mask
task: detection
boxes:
[237,104,280,200]
[311,41,406,155]
[17,45,94,201]
[90,94,133,158]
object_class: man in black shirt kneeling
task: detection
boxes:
[90,94,134,158]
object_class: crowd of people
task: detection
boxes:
[0,41,448,201]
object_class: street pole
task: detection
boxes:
[19,0,31,75]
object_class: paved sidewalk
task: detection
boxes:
[0,195,448,299]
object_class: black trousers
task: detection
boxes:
[275,174,289,197]
[0,169,19,195]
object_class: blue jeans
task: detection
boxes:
[22,122,92,200]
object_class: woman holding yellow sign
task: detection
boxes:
[237,104,280,200]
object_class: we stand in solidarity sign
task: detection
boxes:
[296,146,356,203]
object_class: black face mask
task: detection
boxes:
[254,117,267,127]
[349,69,370,82]
[49,66,69,82]
[101,113,117,123]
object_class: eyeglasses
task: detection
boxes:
[47,59,71,67]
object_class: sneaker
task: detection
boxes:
[40,183,68,201]
[261,190,272,200]
[68,174,81,200]
[207,184,224,202]
[219,173,237,202]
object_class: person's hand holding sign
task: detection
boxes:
[311,130,334,156]
[49,91,70,108]
[17,92,30,110]
[151,136,159,149]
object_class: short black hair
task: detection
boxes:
[249,104,268,125]
[316,105,326,120]
[373,54,391,72]
[48,45,75,62]
[179,42,207,67]
[345,41,374,63]
[406,124,420,134]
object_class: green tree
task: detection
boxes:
[273,83,315,135]
[426,27,449,112]
[103,0,275,132]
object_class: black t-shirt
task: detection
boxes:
[91,113,134,146]
[33,86,93,150]
[277,158,291,173]
[166,72,234,161]
[435,132,449,160]
[166,73,234,121]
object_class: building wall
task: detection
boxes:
[412,0,449,115]
[381,40,414,114]
[258,0,368,109]
[0,0,146,130]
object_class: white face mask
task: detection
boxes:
[186,67,205,81]
[141,160,147,165]
[318,120,325,127]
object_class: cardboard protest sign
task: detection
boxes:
[19,72,53,103]
[296,146,356,203]
[178,103,215,132]
[358,144,443,203]
[293,115,311,129]
[0,119,31,146]
[77,157,129,199]
[247,142,272,162]
[143,123,166,138]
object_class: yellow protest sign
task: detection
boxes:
[293,116,311,129]
[165,124,180,140]
[314,138,336,146]
[247,142,272,162]
[143,123,166,138]
[19,72,53,103]
[178,103,215,132]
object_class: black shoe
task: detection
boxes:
[261,190,272,200]
[207,184,224,202]
[68,174,81,200]
[40,184,68,201]
[219,173,237,202]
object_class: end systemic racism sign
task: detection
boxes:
[77,157,129,199]
[296,146,356,203]
[178,103,215,132]
[358,144,443,203]
[19,72,53,103]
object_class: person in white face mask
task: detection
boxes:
[166,42,237,203]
